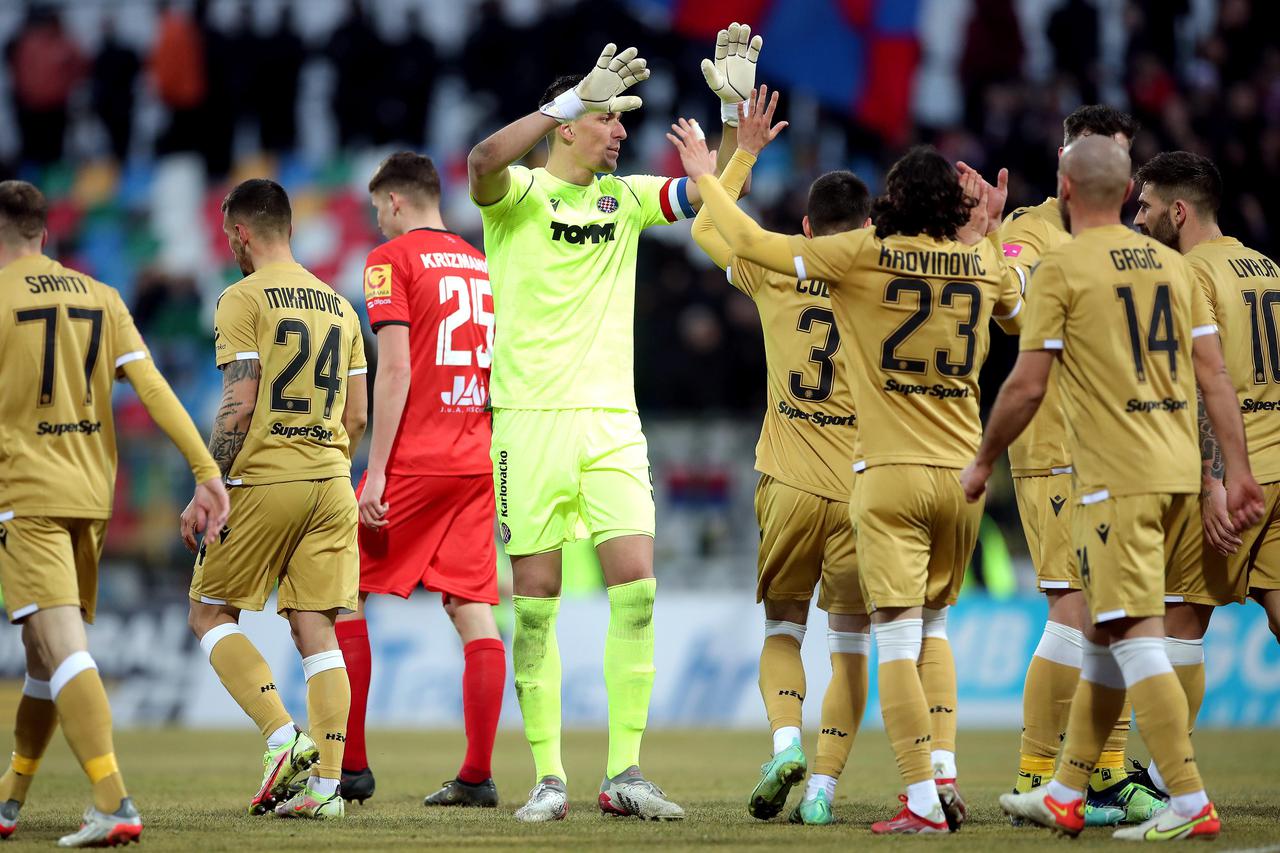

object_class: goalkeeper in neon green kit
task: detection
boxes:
[467,29,762,822]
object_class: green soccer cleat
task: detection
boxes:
[788,789,834,825]
[1088,773,1169,825]
[274,778,344,819]
[250,730,318,815]
[748,743,806,820]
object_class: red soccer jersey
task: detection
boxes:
[362,228,493,476]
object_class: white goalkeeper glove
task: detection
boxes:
[539,43,650,122]
[701,22,763,126]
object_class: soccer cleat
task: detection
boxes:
[56,798,142,848]
[250,730,318,815]
[0,799,19,840]
[999,786,1085,837]
[788,790,834,825]
[870,795,949,835]
[274,779,344,819]
[935,778,968,830]
[514,776,568,823]
[748,743,806,820]
[599,766,685,821]
[340,766,375,804]
[1088,773,1167,825]
[1112,802,1220,841]
[423,777,499,808]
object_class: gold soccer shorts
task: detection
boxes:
[0,516,105,623]
[1072,491,1199,623]
[190,478,358,614]
[851,465,983,611]
[1181,480,1280,605]
[490,408,655,556]
[754,473,865,615]
[1013,471,1080,590]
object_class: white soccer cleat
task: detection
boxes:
[999,785,1085,837]
[56,798,142,848]
[598,766,685,821]
[514,777,568,823]
[1112,802,1220,841]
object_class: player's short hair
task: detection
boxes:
[368,151,442,203]
[221,178,291,238]
[0,180,47,243]
[807,171,871,236]
[1134,151,1222,219]
[872,147,971,241]
[1063,105,1140,146]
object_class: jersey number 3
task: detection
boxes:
[790,306,839,402]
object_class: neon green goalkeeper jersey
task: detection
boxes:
[477,165,695,411]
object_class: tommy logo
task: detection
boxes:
[1050,495,1066,516]
[597,195,619,214]
[550,198,560,212]
[1096,523,1111,544]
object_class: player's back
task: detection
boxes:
[213,261,365,486]
[1188,237,1280,482]
[811,229,1017,470]
[728,260,856,500]
[0,254,147,518]
[363,228,492,477]
[1027,226,1204,497]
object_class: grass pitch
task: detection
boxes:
[6,728,1278,850]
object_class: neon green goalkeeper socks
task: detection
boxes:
[512,595,566,783]
[604,578,657,778]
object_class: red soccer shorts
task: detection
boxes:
[356,472,498,604]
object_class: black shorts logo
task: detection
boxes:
[1050,494,1066,516]
[1096,523,1110,544]
[0,525,7,550]
[500,522,512,544]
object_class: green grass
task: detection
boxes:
[7,728,1278,850]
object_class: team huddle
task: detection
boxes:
[0,18,1276,848]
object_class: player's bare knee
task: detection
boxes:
[288,608,339,658]
[763,597,809,625]
[829,611,870,634]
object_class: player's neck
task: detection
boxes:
[545,149,596,186]
[247,244,296,272]
[1177,219,1223,254]
[393,209,446,234]
[1067,210,1122,236]
[0,242,43,269]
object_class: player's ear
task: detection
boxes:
[1122,177,1135,204]
[801,215,812,239]
[558,123,575,146]
[40,228,47,249]
[862,217,872,229]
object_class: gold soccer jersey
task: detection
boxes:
[999,198,1072,475]
[0,255,150,518]
[727,261,856,500]
[785,230,1022,469]
[1187,236,1280,483]
[1020,225,1212,499]
[213,261,367,485]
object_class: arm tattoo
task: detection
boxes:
[209,359,260,477]
[1198,390,1224,481]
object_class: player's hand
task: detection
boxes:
[359,470,390,529]
[1201,477,1242,555]
[666,117,717,180]
[579,44,650,114]
[956,170,990,245]
[701,22,763,126]
[959,461,989,503]
[1226,474,1266,532]
[736,85,788,156]
[180,477,231,553]
[956,161,1009,232]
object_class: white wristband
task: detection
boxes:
[540,88,586,122]
[721,100,741,126]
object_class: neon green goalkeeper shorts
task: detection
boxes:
[491,408,655,556]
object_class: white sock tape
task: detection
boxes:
[1111,636,1174,686]
[764,619,807,644]
[922,606,948,639]
[874,618,923,663]
[1081,640,1125,689]
[50,651,97,700]
[302,649,346,681]
[1033,621,1084,668]
[827,630,870,656]
[199,622,244,658]
[22,675,51,701]
[1165,636,1204,667]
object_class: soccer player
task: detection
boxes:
[1131,151,1280,784]
[182,179,368,821]
[977,105,1165,825]
[689,85,872,826]
[0,179,229,846]
[467,41,701,822]
[670,124,1022,833]
[335,151,505,808]
[968,135,1263,840]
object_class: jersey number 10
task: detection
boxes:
[437,275,493,369]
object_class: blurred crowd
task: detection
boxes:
[1,0,1277,575]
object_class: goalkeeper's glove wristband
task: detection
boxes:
[721,99,750,126]
[540,89,587,123]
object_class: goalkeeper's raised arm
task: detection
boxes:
[467,43,651,205]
